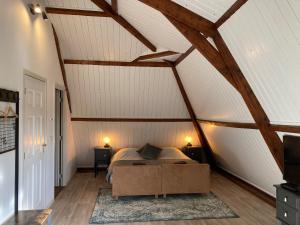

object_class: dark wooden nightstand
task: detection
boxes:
[182,146,208,163]
[94,147,112,177]
[275,184,300,225]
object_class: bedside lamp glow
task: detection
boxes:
[185,136,192,147]
[103,137,111,148]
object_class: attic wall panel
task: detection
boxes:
[66,65,190,118]
[173,0,236,22]
[118,0,190,53]
[48,14,147,61]
[176,50,253,122]
[219,0,300,125]
[201,123,283,196]
[73,122,200,167]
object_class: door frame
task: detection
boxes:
[54,87,64,188]
[22,71,47,209]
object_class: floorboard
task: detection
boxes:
[50,172,276,225]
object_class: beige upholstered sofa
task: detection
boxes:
[112,163,210,199]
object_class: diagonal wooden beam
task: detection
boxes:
[213,31,283,171]
[45,7,110,17]
[198,119,258,130]
[132,51,179,62]
[137,0,216,37]
[175,46,195,66]
[111,0,118,13]
[91,0,156,51]
[166,61,215,165]
[139,1,284,171]
[64,59,171,67]
[215,0,248,28]
[52,25,72,113]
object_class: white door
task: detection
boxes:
[23,75,46,209]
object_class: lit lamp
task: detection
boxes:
[28,4,42,15]
[28,3,48,20]
[185,136,192,147]
[103,137,111,148]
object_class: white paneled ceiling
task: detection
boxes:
[49,14,148,61]
[172,0,236,22]
[118,0,191,53]
[43,0,100,10]
[66,64,190,118]
[220,0,300,125]
[177,50,254,122]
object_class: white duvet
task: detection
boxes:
[106,147,191,183]
[111,147,190,163]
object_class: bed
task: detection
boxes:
[107,147,210,199]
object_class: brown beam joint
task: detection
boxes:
[137,0,216,37]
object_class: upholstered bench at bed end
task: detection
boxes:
[162,163,210,197]
[112,164,162,199]
[111,163,210,199]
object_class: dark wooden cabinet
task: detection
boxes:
[275,185,300,225]
[94,147,112,177]
[181,146,208,163]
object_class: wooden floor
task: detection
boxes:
[50,172,276,225]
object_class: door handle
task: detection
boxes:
[42,143,47,147]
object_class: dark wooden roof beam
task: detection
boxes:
[137,0,216,37]
[215,0,248,28]
[198,119,258,129]
[52,26,72,113]
[166,61,215,165]
[45,7,110,17]
[111,0,118,13]
[91,0,156,51]
[132,51,179,62]
[64,59,171,67]
[71,118,191,122]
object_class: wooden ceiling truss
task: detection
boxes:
[49,0,284,171]
[138,0,284,172]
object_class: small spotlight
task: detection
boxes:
[42,12,48,20]
[28,3,42,15]
[34,4,42,14]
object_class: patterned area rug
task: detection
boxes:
[89,189,238,224]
